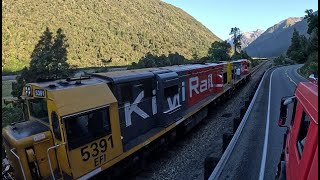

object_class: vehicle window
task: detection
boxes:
[223,72,227,84]
[28,99,49,123]
[164,85,179,98]
[51,112,61,140]
[296,111,310,158]
[232,68,235,79]
[65,107,111,150]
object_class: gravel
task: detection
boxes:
[125,62,271,180]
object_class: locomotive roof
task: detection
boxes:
[28,77,108,90]
[93,63,221,83]
[232,59,247,62]
[28,63,226,90]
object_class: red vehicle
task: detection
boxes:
[276,82,318,180]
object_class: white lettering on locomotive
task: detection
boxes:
[152,90,157,115]
[181,82,186,101]
[124,91,150,127]
[167,93,180,110]
[189,77,199,98]
[189,74,214,98]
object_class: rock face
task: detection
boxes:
[244,17,308,57]
[226,29,265,49]
[2,0,220,71]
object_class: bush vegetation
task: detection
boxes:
[2,0,220,73]
[3,27,72,127]
[286,9,318,77]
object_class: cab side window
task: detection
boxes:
[296,111,310,158]
[65,107,111,150]
[164,85,179,98]
[223,72,228,84]
[51,112,61,140]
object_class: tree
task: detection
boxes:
[208,41,231,61]
[304,9,318,34]
[287,29,308,63]
[12,27,72,98]
[51,28,72,79]
[287,29,301,56]
[29,27,54,81]
[231,50,251,60]
[191,48,199,61]
[229,27,241,54]
[287,9,318,77]
[11,67,30,98]
[131,52,187,69]
[168,52,186,65]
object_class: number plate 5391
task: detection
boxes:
[80,136,114,167]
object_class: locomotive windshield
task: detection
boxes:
[28,98,49,123]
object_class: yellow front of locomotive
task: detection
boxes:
[3,79,124,179]
[2,84,59,180]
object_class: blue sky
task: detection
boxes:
[162,0,318,40]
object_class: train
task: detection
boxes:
[2,59,251,180]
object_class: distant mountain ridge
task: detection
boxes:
[244,17,309,57]
[2,0,221,72]
[226,29,265,49]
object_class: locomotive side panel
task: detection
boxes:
[113,78,160,150]
[155,72,184,127]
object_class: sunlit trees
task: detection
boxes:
[230,27,242,54]
[12,27,72,98]
[207,41,231,61]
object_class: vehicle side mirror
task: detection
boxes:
[278,96,295,127]
[308,74,316,80]
[278,98,287,127]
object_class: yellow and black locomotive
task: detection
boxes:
[2,60,250,179]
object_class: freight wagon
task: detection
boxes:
[3,59,250,179]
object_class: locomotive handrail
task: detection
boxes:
[10,148,26,180]
[47,143,66,180]
[164,105,181,114]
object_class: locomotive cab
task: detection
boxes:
[3,78,123,179]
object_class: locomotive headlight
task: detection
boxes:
[25,86,32,96]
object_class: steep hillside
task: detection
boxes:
[2,0,220,72]
[244,17,308,57]
[226,29,264,49]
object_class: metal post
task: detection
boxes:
[47,143,66,180]
[10,148,26,180]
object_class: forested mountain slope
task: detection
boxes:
[2,0,220,72]
[244,17,308,57]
